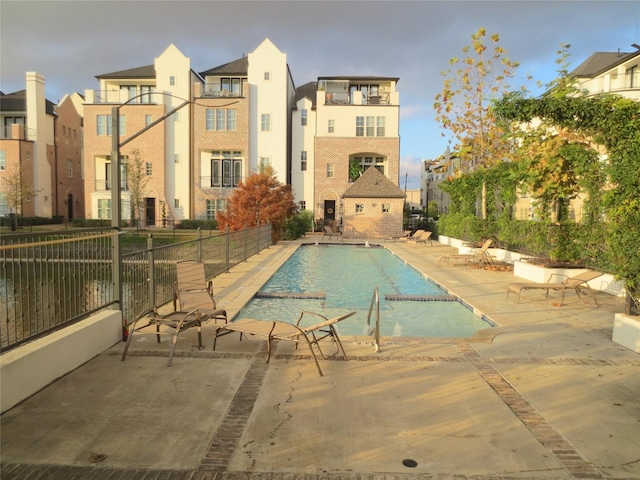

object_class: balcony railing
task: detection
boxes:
[87,90,163,105]
[324,92,391,105]
[0,125,37,141]
[202,84,243,98]
[199,176,244,188]
[94,180,129,191]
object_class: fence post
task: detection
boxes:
[147,234,155,309]
[244,223,248,262]
[197,228,203,262]
[225,225,230,273]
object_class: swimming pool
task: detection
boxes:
[234,244,495,338]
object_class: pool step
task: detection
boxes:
[254,291,327,299]
[384,294,457,302]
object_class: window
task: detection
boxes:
[145,162,152,176]
[140,85,152,104]
[0,150,5,170]
[355,203,364,213]
[0,193,7,217]
[301,151,307,171]
[67,159,73,178]
[206,108,236,131]
[351,156,386,175]
[227,109,237,130]
[211,151,243,187]
[299,201,306,211]
[174,199,180,208]
[169,76,176,86]
[261,113,271,132]
[328,119,335,133]
[96,114,125,136]
[301,109,307,126]
[366,116,375,137]
[259,157,271,170]
[327,164,334,178]
[216,109,226,130]
[97,115,107,136]
[206,109,215,130]
[206,199,227,219]
[174,154,180,164]
[355,116,364,136]
[264,71,270,81]
[376,116,386,137]
[97,198,111,219]
[627,65,639,88]
[145,114,153,127]
[382,203,390,213]
[121,85,136,101]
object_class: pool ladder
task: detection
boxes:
[367,287,381,352]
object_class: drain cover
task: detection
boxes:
[402,459,418,468]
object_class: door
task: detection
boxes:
[324,200,336,223]
[145,198,156,227]
[67,194,73,220]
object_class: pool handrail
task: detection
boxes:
[367,287,381,352]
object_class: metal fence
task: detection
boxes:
[0,224,272,352]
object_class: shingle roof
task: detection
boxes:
[96,65,156,79]
[570,51,639,78]
[0,89,56,115]
[342,167,405,199]
[293,81,317,108]
[199,56,249,77]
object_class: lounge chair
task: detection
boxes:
[412,231,433,246]
[175,260,227,324]
[507,270,603,306]
[439,239,494,265]
[121,306,210,366]
[213,311,356,376]
[406,229,426,241]
[322,225,342,240]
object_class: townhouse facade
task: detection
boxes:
[80,38,403,238]
[0,72,84,220]
[291,76,403,238]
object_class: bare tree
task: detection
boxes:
[126,149,150,227]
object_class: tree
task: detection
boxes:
[434,28,524,218]
[2,162,39,216]
[495,84,640,312]
[126,149,150,227]
[217,166,297,242]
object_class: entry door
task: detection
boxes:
[145,198,156,227]
[324,200,336,222]
[67,194,73,220]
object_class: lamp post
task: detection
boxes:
[109,94,192,316]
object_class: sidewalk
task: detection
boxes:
[1,236,639,480]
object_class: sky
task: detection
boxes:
[1,0,638,189]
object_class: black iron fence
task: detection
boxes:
[0,224,272,352]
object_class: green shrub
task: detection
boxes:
[176,219,218,230]
[281,210,313,240]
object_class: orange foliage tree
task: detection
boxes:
[217,166,297,242]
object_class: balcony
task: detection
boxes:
[94,180,128,191]
[202,84,243,98]
[0,125,36,141]
[84,90,162,105]
[323,91,391,106]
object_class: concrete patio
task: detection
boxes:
[1,236,639,479]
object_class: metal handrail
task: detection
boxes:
[366,287,380,352]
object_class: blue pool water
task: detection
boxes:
[234,244,494,338]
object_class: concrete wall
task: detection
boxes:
[0,309,122,413]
